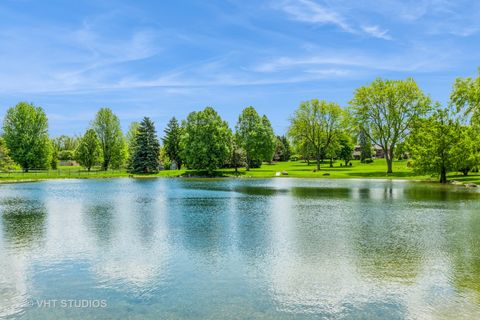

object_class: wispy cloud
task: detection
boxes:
[362,25,392,40]
[278,0,353,32]
[276,0,392,39]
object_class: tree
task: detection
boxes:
[92,108,126,170]
[75,129,101,171]
[162,117,183,169]
[2,102,52,172]
[338,133,354,166]
[452,125,479,176]
[260,115,276,163]
[350,78,431,173]
[408,107,460,183]
[0,137,15,171]
[130,117,161,173]
[181,107,232,175]
[125,121,139,169]
[358,129,372,162]
[288,99,343,171]
[52,135,79,151]
[451,68,480,124]
[235,107,266,170]
[230,137,246,173]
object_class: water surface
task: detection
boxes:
[1,178,480,319]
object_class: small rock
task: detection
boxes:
[275,172,281,176]
[465,183,478,188]
[322,173,330,176]
[281,171,288,175]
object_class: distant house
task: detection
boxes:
[352,145,386,160]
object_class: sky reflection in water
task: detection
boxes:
[1,178,480,319]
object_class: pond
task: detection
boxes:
[1,178,480,319]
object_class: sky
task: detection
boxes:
[0,0,479,136]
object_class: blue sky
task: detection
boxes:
[1,0,479,136]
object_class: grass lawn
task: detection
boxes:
[1,160,479,185]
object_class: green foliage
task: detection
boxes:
[350,78,431,173]
[451,68,480,124]
[52,135,79,151]
[92,108,126,170]
[181,107,232,175]
[125,121,140,169]
[274,135,292,162]
[162,117,183,169]
[408,107,460,183]
[358,129,373,162]
[130,117,161,173]
[235,106,272,169]
[288,99,343,170]
[230,137,247,173]
[2,102,52,171]
[260,115,276,163]
[0,137,15,170]
[452,125,480,175]
[58,150,75,160]
[75,129,101,171]
[337,133,354,165]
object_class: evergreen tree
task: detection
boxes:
[75,129,101,171]
[130,117,161,173]
[162,117,183,169]
[358,129,372,163]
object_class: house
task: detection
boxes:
[352,145,385,160]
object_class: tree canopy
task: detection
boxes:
[2,102,52,172]
[288,99,343,170]
[75,128,101,171]
[350,78,431,173]
[92,108,126,170]
[181,107,232,175]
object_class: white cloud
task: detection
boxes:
[362,25,392,40]
[278,0,353,32]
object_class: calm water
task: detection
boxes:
[1,178,480,319]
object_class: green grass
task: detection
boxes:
[1,160,479,185]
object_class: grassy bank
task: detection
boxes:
[1,159,479,185]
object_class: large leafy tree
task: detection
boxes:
[92,108,126,170]
[75,129,101,171]
[235,107,267,170]
[288,99,343,170]
[162,117,183,169]
[350,78,431,173]
[2,102,52,171]
[408,107,460,183]
[130,117,161,173]
[181,107,232,175]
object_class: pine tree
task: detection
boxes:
[131,117,160,173]
[162,117,183,169]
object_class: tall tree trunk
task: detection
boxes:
[440,166,447,183]
[385,147,394,174]
[316,153,321,171]
[246,155,250,171]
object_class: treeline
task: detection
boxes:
[1,69,480,182]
